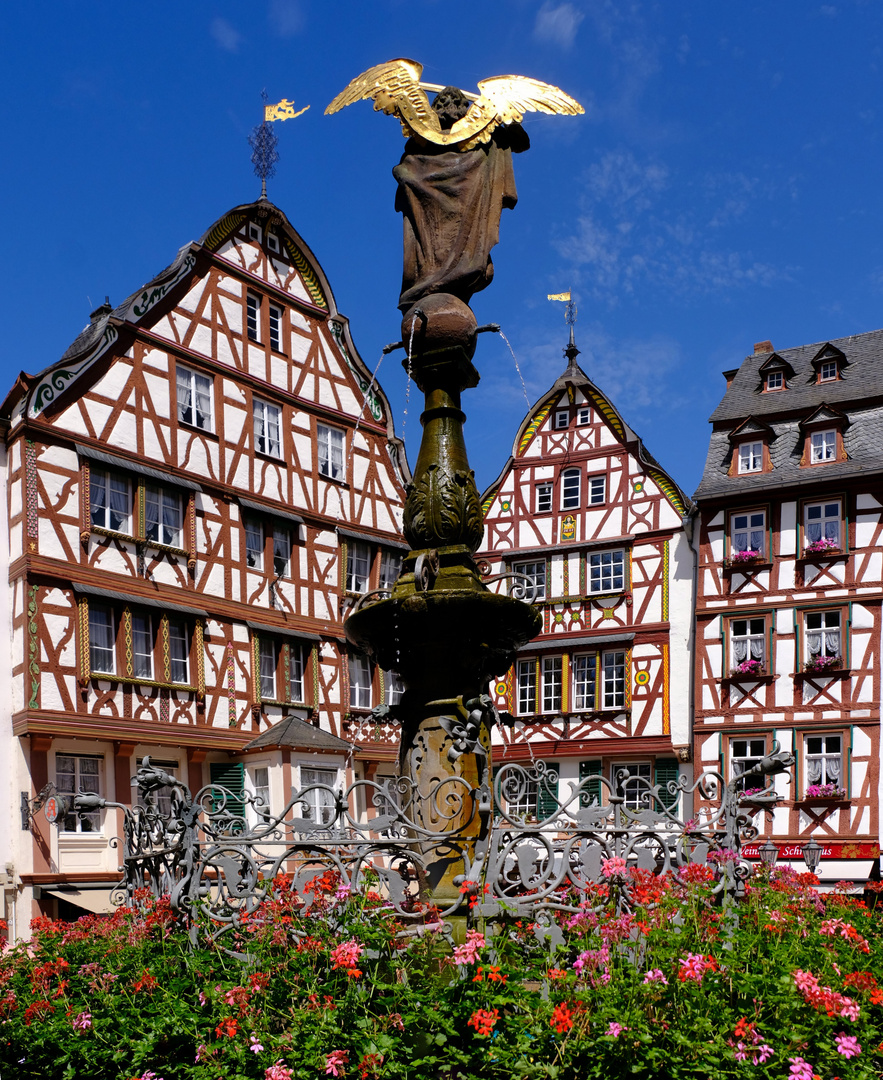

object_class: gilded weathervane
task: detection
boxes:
[326,60,583,327]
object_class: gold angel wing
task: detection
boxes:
[325,58,439,136]
[475,75,585,125]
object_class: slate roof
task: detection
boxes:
[242,714,353,753]
[694,328,883,501]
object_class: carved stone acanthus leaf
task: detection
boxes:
[403,464,483,550]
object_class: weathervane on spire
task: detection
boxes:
[548,290,579,367]
[248,91,310,199]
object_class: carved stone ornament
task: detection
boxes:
[403,464,483,551]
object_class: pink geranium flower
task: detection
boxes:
[330,939,364,971]
[788,1057,813,1080]
[325,1049,349,1076]
[451,929,485,965]
[265,1062,294,1080]
[71,1011,92,1031]
[642,969,668,985]
[606,1021,626,1038]
[835,1033,861,1058]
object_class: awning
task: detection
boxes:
[76,443,202,491]
[518,632,635,653]
[238,497,304,530]
[44,887,117,915]
[247,619,320,642]
[73,582,208,619]
[336,526,408,551]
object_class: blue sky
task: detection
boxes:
[2,2,882,500]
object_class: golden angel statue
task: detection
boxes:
[327,59,583,320]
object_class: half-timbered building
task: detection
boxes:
[693,333,883,883]
[1,197,408,930]
[478,337,696,818]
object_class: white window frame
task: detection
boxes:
[245,518,264,570]
[378,549,402,591]
[588,549,625,594]
[765,371,783,391]
[253,398,282,458]
[804,734,843,791]
[289,643,306,703]
[730,617,766,669]
[246,293,260,341]
[56,754,103,833]
[805,610,841,662]
[248,223,262,243]
[536,483,552,513]
[588,476,606,505]
[577,406,591,425]
[561,468,580,510]
[572,653,597,712]
[144,485,183,548]
[384,669,404,705]
[541,656,562,713]
[348,653,372,709]
[513,559,546,601]
[611,761,651,810]
[317,424,345,481]
[819,360,838,382]
[266,231,280,253]
[804,499,841,549]
[730,737,767,791]
[268,303,283,352]
[810,429,837,463]
[259,637,278,700]
[248,764,272,822]
[132,611,154,680]
[176,366,213,431]
[730,509,766,559]
[737,441,763,474]
[273,527,291,578]
[346,540,371,594]
[601,650,626,710]
[299,766,339,826]
[516,658,536,716]
[168,618,190,685]
[89,605,116,674]
[90,470,131,534]
[554,409,569,430]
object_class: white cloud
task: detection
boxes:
[534,2,584,50]
[210,17,242,53]
[268,0,304,37]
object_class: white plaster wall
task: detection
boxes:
[668,530,695,747]
[780,501,796,555]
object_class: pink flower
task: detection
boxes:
[835,1033,861,1058]
[71,1011,92,1031]
[606,1021,626,1038]
[451,929,485,965]
[788,1058,814,1080]
[195,1044,209,1063]
[601,857,628,879]
[325,1049,349,1076]
[198,990,207,1006]
[642,969,668,985]
[265,1062,294,1080]
[250,1033,265,1054]
[677,953,718,985]
[330,939,364,971]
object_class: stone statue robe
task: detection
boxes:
[393,124,529,311]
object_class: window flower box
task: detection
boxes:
[730,549,763,565]
[803,783,847,801]
[738,786,782,807]
[730,659,764,678]
[803,538,841,557]
[803,655,842,675]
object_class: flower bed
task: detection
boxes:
[1,868,881,1079]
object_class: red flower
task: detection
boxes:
[550,1002,574,1034]
[215,1016,239,1038]
[24,999,55,1025]
[359,1052,384,1078]
[467,1008,499,1036]
[132,970,159,993]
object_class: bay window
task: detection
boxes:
[300,767,339,826]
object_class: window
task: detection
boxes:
[804,500,841,550]
[730,510,766,559]
[588,550,625,594]
[246,293,260,341]
[300,767,338,826]
[317,424,345,480]
[289,643,306,703]
[500,762,559,820]
[273,527,291,578]
[805,734,843,791]
[819,360,838,382]
[169,618,189,684]
[378,549,402,590]
[536,483,552,513]
[577,406,591,425]
[176,366,213,430]
[730,617,766,672]
[810,430,836,463]
[554,410,569,430]
[268,303,283,352]
[56,754,101,833]
[611,762,652,810]
[253,398,281,458]
[349,653,372,709]
[346,541,371,594]
[805,610,841,663]
[561,468,580,510]
[384,669,404,705]
[89,605,115,674]
[250,765,271,821]
[259,638,278,700]
[245,519,263,570]
[516,658,536,715]
[90,470,131,533]
[145,485,183,548]
[513,559,546,601]
[738,442,763,474]
[248,223,262,243]
[266,231,280,253]
[588,476,605,505]
[764,371,784,391]
[730,737,766,791]
[541,656,562,713]
[572,654,597,711]
[132,612,154,679]
[602,651,626,709]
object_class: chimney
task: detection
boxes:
[722,368,739,389]
[754,340,773,355]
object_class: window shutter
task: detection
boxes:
[654,758,679,811]
[537,761,560,821]
[579,759,602,808]
[210,762,245,819]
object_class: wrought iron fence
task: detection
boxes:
[62,744,807,943]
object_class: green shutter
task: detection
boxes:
[579,759,602,808]
[537,761,560,821]
[654,758,679,811]
[210,762,245,820]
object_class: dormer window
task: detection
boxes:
[819,361,838,383]
[764,371,784,392]
[738,442,763,474]
[810,429,837,463]
[810,343,847,385]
